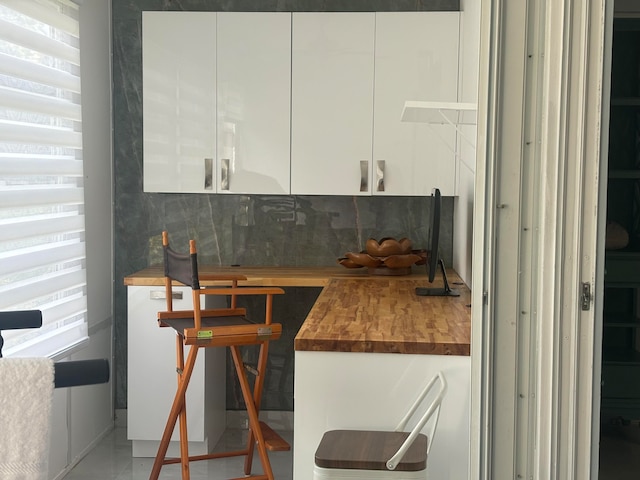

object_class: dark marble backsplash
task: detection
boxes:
[127,194,453,268]
[112,0,458,410]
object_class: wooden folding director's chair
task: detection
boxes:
[149,231,290,480]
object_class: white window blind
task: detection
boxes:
[0,0,88,358]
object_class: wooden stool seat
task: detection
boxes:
[315,430,428,472]
[312,372,446,480]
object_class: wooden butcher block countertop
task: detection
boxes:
[294,272,471,356]
[124,266,471,356]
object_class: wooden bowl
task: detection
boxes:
[412,249,428,265]
[345,251,383,268]
[382,253,423,269]
[365,237,413,256]
[337,257,364,268]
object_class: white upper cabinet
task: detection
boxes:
[143,12,291,194]
[216,12,291,194]
[143,11,460,196]
[373,12,460,196]
[290,13,375,195]
[291,11,460,196]
[143,12,216,193]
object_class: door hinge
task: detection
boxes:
[581,282,592,311]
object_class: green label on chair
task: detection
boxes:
[197,330,213,339]
[257,327,272,340]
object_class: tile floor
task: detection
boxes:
[62,422,640,480]
[62,427,293,480]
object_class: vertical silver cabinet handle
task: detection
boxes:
[360,161,368,192]
[149,290,183,300]
[376,160,385,192]
[204,158,213,190]
[221,158,230,191]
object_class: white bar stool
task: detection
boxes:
[313,371,447,480]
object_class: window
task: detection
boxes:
[0,0,88,357]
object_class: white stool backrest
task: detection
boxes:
[386,371,447,471]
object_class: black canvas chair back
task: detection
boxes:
[163,240,200,290]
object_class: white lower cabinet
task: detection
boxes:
[294,351,470,480]
[127,286,226,457]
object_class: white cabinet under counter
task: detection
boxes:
[127,285,226,457]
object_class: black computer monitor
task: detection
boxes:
[415,188,460,297]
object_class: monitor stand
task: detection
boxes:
[415,259,461,297]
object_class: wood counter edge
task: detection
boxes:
[293,338,470,356]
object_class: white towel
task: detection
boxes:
[0,358,54,480]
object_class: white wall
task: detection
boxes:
[49,328,113,480]
[453,0,481,287]
[48,0,114,478]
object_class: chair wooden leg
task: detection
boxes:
[243,341,270,475]
[150,344,199,480]
[244,429,256,475]
[230,345,273,480]
[177,337,190,479]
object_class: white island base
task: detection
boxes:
[294,350,470,480]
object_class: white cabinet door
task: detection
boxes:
[373,12,460,196]
[217,13,291,194]
[127,286,226,457]
[142,12,216,193]
[290,13,375,195]
[291,12,460,196]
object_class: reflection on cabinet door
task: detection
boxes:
[217,12,291,195]
[142,12,216,193]
[373,12,460,196]
[291,12,375,196]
